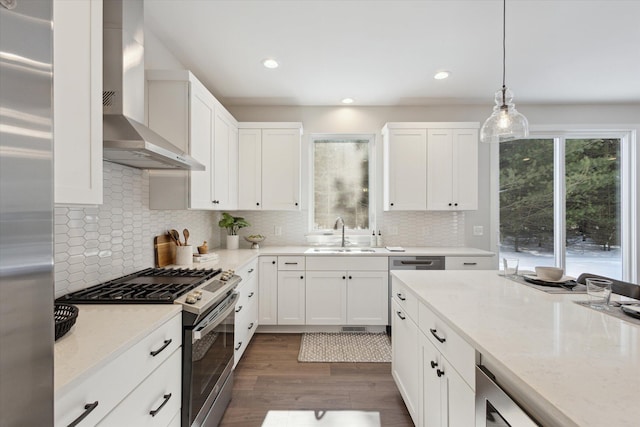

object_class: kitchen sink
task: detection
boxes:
[305,247,378,254]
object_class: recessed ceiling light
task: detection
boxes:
[341,98,354,104]
[434,71,450,80]
[262,59,279,69]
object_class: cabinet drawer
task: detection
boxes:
[278,256,305,270]
[419,302,475,390]
[305,256,387,271]
[445,256,494,270]
[55,314,182,426]
[237,258,258,282]
[97,348,181,426]
[391,276,418,321]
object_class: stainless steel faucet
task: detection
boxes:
[334,217,345,247]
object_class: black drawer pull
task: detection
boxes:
[396,293,406,301]
[248,268,254,273]
[396,311,406,320]
[436,368,445,377]
[430,360,438,369]
[149,393,172,417]
[248,292,255,298]
[236,305,243,313]
[150,339,172,357]
[430,328,446,343]
[248,322,254,330]
[67,401,98,427]
[463,262,478,266]
[235,341,243,351]
[284,262,298,265]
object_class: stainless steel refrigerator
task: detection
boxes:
[0,0,54,426]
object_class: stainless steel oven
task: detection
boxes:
[183,291,238,427]
[476,366,540,426]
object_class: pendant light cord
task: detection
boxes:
[501,0,507,106]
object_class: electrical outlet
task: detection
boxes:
[274,226,282,236]
[473,226,484,236]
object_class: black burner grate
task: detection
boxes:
[57,268,222,304]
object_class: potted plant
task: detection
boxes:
[218,213,250,249]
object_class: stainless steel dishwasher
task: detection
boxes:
[387,256,445,334]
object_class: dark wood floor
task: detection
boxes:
[219,333,414,427]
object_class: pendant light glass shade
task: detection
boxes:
[480,0,529,143]
[480,87,529,143]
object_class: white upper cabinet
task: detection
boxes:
[146,70,238,210]
[382,123,479,211]
[53,0,103,205]
[238,123,303,211]
[427,128,478,210]
[383,128,428,210]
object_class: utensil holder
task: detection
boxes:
[176,245,193,265]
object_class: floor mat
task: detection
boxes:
[298,332,391,363]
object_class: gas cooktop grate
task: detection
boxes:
[56,268,222,304]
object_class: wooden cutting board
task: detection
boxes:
[154,234,176,267]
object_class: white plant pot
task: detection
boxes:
[226,235,240,250]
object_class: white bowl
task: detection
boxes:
[535,266,564,281]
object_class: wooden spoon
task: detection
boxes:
[183,228,190,246]
[169,229,181,246]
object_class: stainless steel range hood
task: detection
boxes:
[102,0,204,171]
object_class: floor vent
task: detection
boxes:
[341,326,367,333]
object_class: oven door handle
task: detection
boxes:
[192,292,239,341]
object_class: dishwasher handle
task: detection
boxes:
[399,260,433,266]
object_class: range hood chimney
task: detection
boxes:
[102,0,204,171]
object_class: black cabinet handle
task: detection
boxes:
[342,276,346,280]
[463,262,478,266]
[285,262,298,265]
[67,401,99,427]
[295,202,299,206]
[272,260,276,264]
[390,202,394,206]
[436,368,445,377]
[248,268,254,273]
[235,341,243,351]
[430,360,438,369]
[454,203,458,207]
[236,305,243,313]
[348,275,352,279]
[150,339,172,357]
[248,322,254,330]
[149,393,172,417]
[300,275,304,279]
[248,292,254,298]
[396,311,406,320]
[396,293,406,301]
[256,202,260,206]
[430,328,446,343]
[448,203,452,206]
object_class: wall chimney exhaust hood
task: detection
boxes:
[102,0,204,171]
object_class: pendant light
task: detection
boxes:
[480,0,529,143]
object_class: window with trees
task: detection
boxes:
[499,136,623,279]
[312,135,372,231]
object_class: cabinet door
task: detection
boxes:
[384,129,427,211]
[444,358,475,427]
[305,271,347,325]
[426,129,455,210]
[238,129,262,210]
[347,271,388,325]
[188,86,215,209]
[277,271,305,325]
[261,129,300,210]
[391,299,419,424]
[212,110,238,210]
[422,334,445,427]
[53,0,103,204]
[452,129,478,210]
[258,256,278,325]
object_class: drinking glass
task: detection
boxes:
[502,258,519,278]
[586,278,613,308]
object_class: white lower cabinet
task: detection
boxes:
[55,314,182,426]
[306,271,347,324]
[258,256,278,325]
[391,299,420,425]
[445,256,494,270]
[347,271,388,325]
[97,348,181,426]
[421,334,475,427]
[234,259,259,367]
[277,271,306,325]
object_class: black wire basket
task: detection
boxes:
[54,303,79,341]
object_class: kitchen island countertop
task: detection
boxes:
[392,270,640,427]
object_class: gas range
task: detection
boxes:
[56,267,242,316]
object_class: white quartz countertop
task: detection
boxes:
[391,270,640,427]
[54,304,181,396]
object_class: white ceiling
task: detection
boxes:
[145,0,640,107]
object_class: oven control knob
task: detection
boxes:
[192,290,203,300]
[185,293,198,304]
